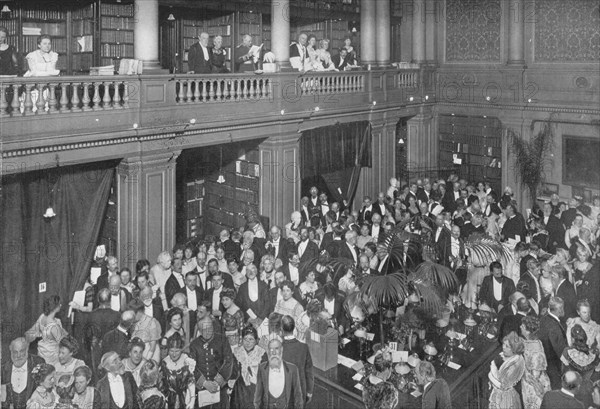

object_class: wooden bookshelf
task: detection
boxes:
[71,3,96,73]
[438,115,503,193]
[99,1,134,67]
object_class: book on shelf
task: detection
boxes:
[90,65,115,76]
[101,16,133,30]
[22,9,65,20]
[100,3,134,17]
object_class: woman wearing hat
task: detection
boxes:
[230,325,267,409]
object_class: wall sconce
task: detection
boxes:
[1,5,11,13]
[43,207,56,218]
[167,13,175,21]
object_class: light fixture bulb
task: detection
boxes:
[133,123,138,129]
[372,101,377,105]
[43,207,56,218]
[314,107,320,112]
[190,118,196,124]
[217,174,225,184]
[1,5,11,13]
[398,138,405,144]
[409,96,414,102]
[486,96,491,101]
[167,13,175,21]
[425,95,429,100]
[280,109,285,115]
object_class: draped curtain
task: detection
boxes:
[300,121,372,208]
[1,161,116,344]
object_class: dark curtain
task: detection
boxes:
[1,161,116,345]
[300,121,372,208]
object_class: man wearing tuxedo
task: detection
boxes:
[554,265,577,321]
[359,195,375,223]
[479,261,516,313]
[315,282,347,332]
[373,192,393,218]
[501,203,527,242]
[542,202,565,252]
[416,181,432,205]
[1,338,45,409]
[184,272,204,332]
[519,259,543,304]
[433,215,452,267]
[296,226,319,263]
[404,182,418,207]
[307,186,321,219]
[300,196,311,226]
[236,264,270,324]
[331,48,351,70]
[97,351,138,409]
[330,202,342,222]
[338,230,360,267]
[193,251,211,294]
[415,361,452,409]
[319,192,330,218]
[165,258,186,307]
[461,213,486,240]
[442,182,461,213]
[539,297,568,389]
[188,32,213,74]
[370,213,383,243]
[289,32,308,71]
[322,224,345,258]
[265,225,290,264]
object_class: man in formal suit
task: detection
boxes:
[359,196,376,223]
[296,226,319,263]
[183,271,203,334]
[236,264,270,324]
[370,213,383,243]
[316,282,347,332]
[101,310,135,359]
[149,251,173,311]
[279,250,302,287]
[542,202,565,252]
[254,338,304,409]
[338,229,360,267]
[519,259,543,303]
[193,251,211,294]
[561,199,580,230]
[289,32,308,71]
[498,297,531,343]
[137,285,164,326]
[241,231,264,268]
[306,186,321,218]
[501,203,527,242]
[555,265,578,321]
[266,225,290,264]
[419,202,436,231]
[442,182,460,213]
[414,361,452,409]
[204,271,227,318]
[234,34,256,73]
[331,48,350,70]
[281,315,314,404]
[97,351,138,409]
[190,316,233,409]
[207,258,234,290]
[539,297,568,389]
[107,275,131,313]
[87,288,121,338]
[1,337,44,409]
[165,258,186,306]
[323,224,344,258]
[188,32,213,74]
[373,192,393,218]
[479,261,516,313]
[540,371,585,409]
[359,254,378,276]
[299,196,311,226]
[462,213,486,240]
[433,215,452,267]
[96,255,119,292]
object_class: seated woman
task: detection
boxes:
[25,35,59,77]
[315,39,337,71]
[0,26,19,75]
[27,363,59,409]
[25,294,67,366]
[488,331,525,409]
[343,36,358,61]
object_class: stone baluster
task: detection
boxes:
[176,80,184,102]
[185,80,193,103]
[234,80,241,101]
[249,79,255,100]
[201,80,208,101]
[267,79,272,98]
[113,82,122,109]
[92,83,102,110]
[209,80,216,101]
[193,80,200,102]
[48,83,58,113]
[0,84,7,116]
[36,84,46,113]
[216,80,223,101]
[122,82,130,109]
[23,83,34,115]
[103,82,113,109]
[71,82,81,111]
[224,80,231,100]
[82,82,92,111]
[11,84,20,115]
[59,83,69,112]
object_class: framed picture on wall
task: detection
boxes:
[541,182,559,197]
[572,185,585,199]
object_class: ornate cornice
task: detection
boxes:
[437,101,600,116]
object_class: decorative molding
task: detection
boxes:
[437,101,600,116]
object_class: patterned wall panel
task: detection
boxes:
[535,0,600,62]
[445,0,502,62]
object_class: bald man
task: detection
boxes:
[108,275,131,313]
[235,34,255,72]
[101,310,136,359]
[540,371,584,409]
[188,32,213,74]
[1,338,44,409]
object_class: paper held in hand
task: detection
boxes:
[198,390,220,408]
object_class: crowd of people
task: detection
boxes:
[3,171,600,409]
[0,29,58,77]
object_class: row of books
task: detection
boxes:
[186,181,205,201]
[72,20,95,36]
[101,43,134,58]
[72,5,94,20]
[439,140,501,156]
[101,16,134,30]
[21,9,66,20]
[440,132,502,147]
[22,22,66,37]
[1,20,19,34]
[186,199,204,219]
[100,3,134,17]
[101,30,134,44]
[71,53,94,70]
[22,36,67,53]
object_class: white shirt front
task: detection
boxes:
[187,287,197,311]
[289,264,299,285]
[346,243,358,264]
[371,225,381,241]
[110,294,120,312]
[144,304,153,317]
[11,365,27,394]
[271,239,280,257]
[268,363,285,398]
[493,278,502,301]
[212,287,222,312]
[451,238,461,258]
[197,270,209,290]
[108,373,125,408]
[324,298,335,316]
[173,273,185,288]
[435,227,443,242]
[248,278,259,302]
[201,45,209,61]
[298,240,308,258]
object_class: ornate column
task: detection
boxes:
[425,0,437,64]
[259,131,300,228]
[361,0,377,66]
[134,0,163,72]
[375,0,391,67]
[412,0,426,63]
[508,0,525,65]
[406,109,435,170]
[117,151,179,270]
[271,0,291,70]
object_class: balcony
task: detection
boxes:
[1,67,427,158]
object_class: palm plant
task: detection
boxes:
[509,117,555,205]
[359,219,458,343]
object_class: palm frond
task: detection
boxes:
[410,280,445,315]
[409,261,458,292]
[464,236,511,267]
[360,273,408,308]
